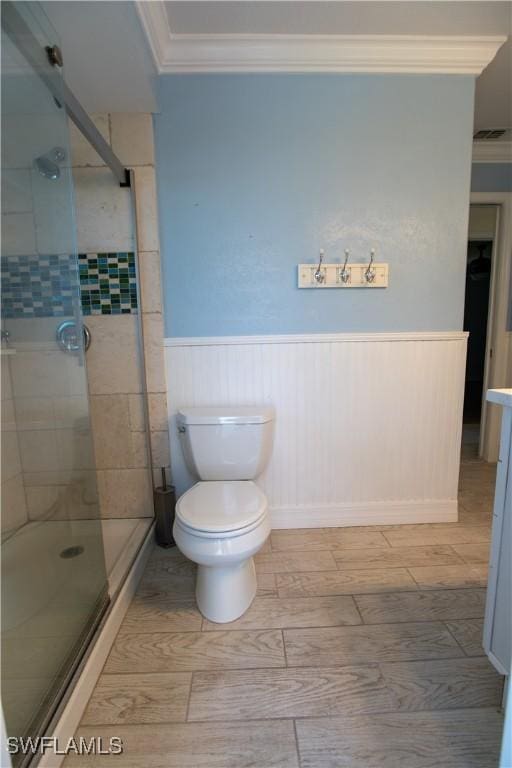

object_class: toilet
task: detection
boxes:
[173,406,275,623]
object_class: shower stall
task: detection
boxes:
[1,3,155,761]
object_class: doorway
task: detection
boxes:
[462,204,499,461]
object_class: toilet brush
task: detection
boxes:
[154,467,176,548]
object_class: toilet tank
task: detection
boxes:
[177,406,275,481]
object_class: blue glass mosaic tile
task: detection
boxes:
[1,252,138,318]
[1,254,79,318]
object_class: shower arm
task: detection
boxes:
[1,2,130,188]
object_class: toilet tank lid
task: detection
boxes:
[177,406,275,425]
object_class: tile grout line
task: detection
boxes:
[94,706,504,729]
[261,562,490,576]
[353,613,486,627]
[114,611,486,636]
[405,567,422,588]
[281,629,289,668]
[111,607,487,635]
[441,620,473,658]
[405,564,488,591]
[103,651,474,677]
[161,701,506,728]
[292,719,302,768]
[350,594,365,625]
[184,672,194,722]
[270,541,491,555]
[445,544,472,565]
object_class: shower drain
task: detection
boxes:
[60,545,84,559]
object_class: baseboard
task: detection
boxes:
[37,524,155,768]
[269,499,458,529]
[487,650,509,678]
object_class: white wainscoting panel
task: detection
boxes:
[165,332,467,528]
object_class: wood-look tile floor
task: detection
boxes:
[65,460,504,767]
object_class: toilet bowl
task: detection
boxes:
[174,481,270,623]
[172,406,274,623]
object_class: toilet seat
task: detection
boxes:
[176,480,267,536]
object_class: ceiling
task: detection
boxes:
[42,1,511,129]
[42,1,157,113]
[165,1,510,36]
[163,1,511,130]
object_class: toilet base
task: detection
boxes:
[196,557,257,623]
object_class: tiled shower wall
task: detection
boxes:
[70,112,169,518]
[1,112,167,530]
[1,107,95,530]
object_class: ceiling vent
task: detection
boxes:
[473,129,512,141]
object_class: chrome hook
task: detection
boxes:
[365,248,376,283]
[314,249,326,283]
[340,249,350,283]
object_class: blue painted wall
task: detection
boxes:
[471,163,512,193]
[155,75,474,337]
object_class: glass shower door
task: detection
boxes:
[1,3,109,759]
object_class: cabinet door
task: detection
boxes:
[484,409,512,675]
[491,471,511,673]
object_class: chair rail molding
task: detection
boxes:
[165,331,467,347]
[135,4,505,75]
[165,331,468,529]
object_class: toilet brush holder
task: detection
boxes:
[154,468,176,548]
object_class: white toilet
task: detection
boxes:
[173,406,275,623]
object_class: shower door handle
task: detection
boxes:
[56,320,91,353]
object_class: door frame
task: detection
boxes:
[467,204,500,458]
[470,192,512,462]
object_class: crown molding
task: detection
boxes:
[472,140,512,164]
[136,0,170,69]
[152,33,507,75]
[136,4,505,75]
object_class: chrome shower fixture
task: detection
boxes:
[35,146,66,180]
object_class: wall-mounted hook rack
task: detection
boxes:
[298,259,388,288]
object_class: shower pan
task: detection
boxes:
[1,3,154,764]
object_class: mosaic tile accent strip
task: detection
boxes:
[1,254,78,319]
[1,252,138,319]
[79,253,138,315]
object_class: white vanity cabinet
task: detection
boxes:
[483,388,512,678]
